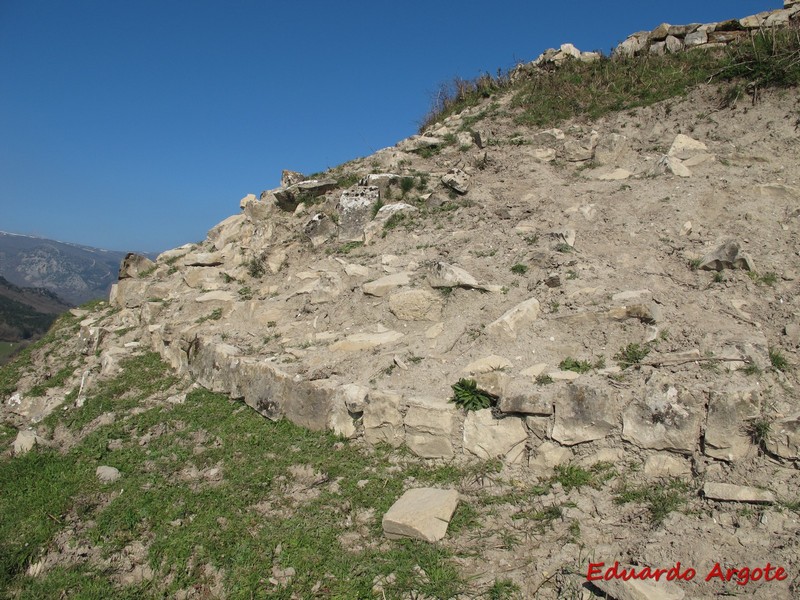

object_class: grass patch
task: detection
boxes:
[769,347,789,372]
[510,263,528,276]
[615,343,650,369]
[558,357,593,374]
[615,479,690,526]
[2,353,470,598]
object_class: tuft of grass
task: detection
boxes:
[535,373,553,385]
[615,343,650,369]
[615,479,690,526]
[748,417,772,449]
[769,348,789,372]
[238,286,253,301]
[245,255,266,279]
[195,308,223,324]
[488,578,520,600]
[555,243,572,253]
[510,263,528,275]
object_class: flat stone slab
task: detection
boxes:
[382,488,459,542]
[96,466,121,483]
[703,482,775,504]
[330,330,403,352]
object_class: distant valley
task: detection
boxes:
[0,231,156,306]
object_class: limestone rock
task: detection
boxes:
[597,168,632,181]
[668,134,708,160]
[362,272,412,297]
[427,262,499,292]
[388,289,442,321]
[622,375,704,454]
[441,168,470,195]
[551,382,617,445]
[96,466,121,483]
[486,297,540,339]
[591,569,686,600]
[239,193,256,210]
[563,139,594,162]
[655,155,691,178]
[463,409,527,462]
[704,388,758,461]
[497,379,554,415]
[703,482,775,504]
[404,397,457,458]
[613,32,649,57]
[337,186,380,242]
[304,213,337,247]
[594,133,629,166]
[281,169,305,187]
[765,416,799,460]
[118,253,155,280]
[397,135,443,153]
[698,240,755,271]
[363,390,404,447]
[364,203,418,245]
[665,35,684,53]
[685,30,708,46]
[330,330,404,352]
[644,454,692,478]
[13,430,40,455]
[382,488,459,542]
[529,441,572,471]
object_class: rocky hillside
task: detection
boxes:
[0,231,147,306]
[2,3,799,599]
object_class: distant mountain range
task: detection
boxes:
[0,231,157,306]
[0,275,71,343]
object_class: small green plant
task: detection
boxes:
[555,243,572,253]
[138,265,157,278]
[769,348,788,372]
[549,301,560,313]
[553,464,593,492]
[615,343,650,369]
[196,308,223,324]
[712,272,725,284]
[566,270,578,280]
[450,378,497,411]
[334,241,364,255]
[370,198,385,218]
[246,256,266,279]
[559,357,592,374]
[760,271,778,286]
[748,417,772,449]
[743,362,762,376]
[510,263,528,275]
[523,234,539,245]
[535,374,554,385]
[399,176,415,196]
[688,258,702,271]
[238,286,253,301]
[488,578,520,600]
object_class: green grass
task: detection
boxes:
[510,263,528,275]
[558,357,593,374]
[450,378,497,411]
[421,26,800,132]
[615,343,650,369]
[1,354,468,599]
[615,479,690,526]
[769,348,789,372]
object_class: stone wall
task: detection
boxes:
[511,1,799,75]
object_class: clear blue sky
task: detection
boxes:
[0,0,778,253]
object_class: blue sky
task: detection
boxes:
[0,0,778,253]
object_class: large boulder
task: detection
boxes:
[118,253,155,280]
[336,186,380,242]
